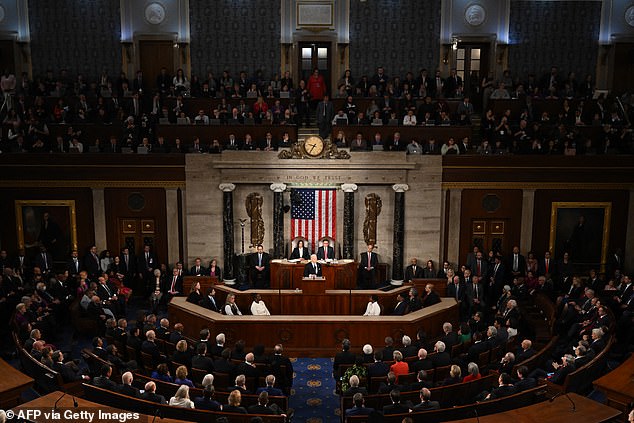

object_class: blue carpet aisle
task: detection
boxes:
[289,358,340,423]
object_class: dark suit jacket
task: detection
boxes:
[193,397,221,411]
[413,400,440,411]
[488,384,517,399]
[392,301,407,316]
[290,247,310,260]
[343,386,368,397]
[409,358,434,373]
[191,354,215,372]
[316,246,335,260]
[140,391,166,404]
[83,253,100,277]
[333,351,356,376]
[368,361,390,378]
[383,403,410,415]
[359,252,379,270]
[247,404,276,415]
[67,257,82,276]
[447,282,466,302]
[514,377,537,392]
[119,383,140,398]
[422,291,441,307]
[189,265,208,276]
[118,254,135,275]
[201,295,220,312]
[404,265,424,282]
[431,352,452,368]
[345,406,375,416]
[53,361,82,382]
[34,252,54,272]
[303,262,322,277]
[441,332,460,351]
[508,253,527,275]
[141,340,163,365]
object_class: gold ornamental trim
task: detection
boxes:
[442,182,634,190]
[0,180,185,189]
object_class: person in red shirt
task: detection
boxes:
[307,68,326,106]
[389,350,409,383]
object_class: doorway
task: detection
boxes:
[138,40,175,93]
[470,219,508,257]
[117,217,157,258]
[455,43,490,108]
[612,43,634,94]
[298,41,332,94]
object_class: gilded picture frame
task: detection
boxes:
[549,202,611,272]
[15,200,78,261]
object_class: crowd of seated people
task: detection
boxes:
[1,64,631,154]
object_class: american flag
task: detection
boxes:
[290,188,336,251]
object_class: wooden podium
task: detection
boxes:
[298,276,326,294]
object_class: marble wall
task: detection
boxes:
[184,153,444,277]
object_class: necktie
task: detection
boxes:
[455,285,460,300]
[104,283,111,297]
[513,255,518,272]
[42,253,47,269]
[324,248,328,260]
[412,266,416,274]
[258,254,262,266]
[545,259,549,274]
[125,255,128,267]
[313,264,317,272]
[367,252,371,268]
[474,284,478,299]
[477,260,481,276]
[196,266,200,274]
[171,276,177,292]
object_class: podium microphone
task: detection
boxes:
[53,392,66,412]
[549,391,576,412]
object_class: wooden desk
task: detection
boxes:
[12,391,187,423]
[168,296,458,357]
[0,357,33,408]
[456,393,620,423]
[270,260,358,290]
[211,284,411,316]
[182,275,220,293]
[594,353,634,420]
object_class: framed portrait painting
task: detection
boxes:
[549,202,611,271]
[15,200,78,262]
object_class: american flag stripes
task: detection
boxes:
[290,188,336,251]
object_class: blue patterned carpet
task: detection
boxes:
[289,358,340,423]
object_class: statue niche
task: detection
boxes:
[245,192,265,247]
[363,193,382,246]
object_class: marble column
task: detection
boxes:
[391,184,409,282]
[270,183,287,259]
[447,188,463,266]
[219,183,236,282]
[520,189,536,255]
[625,189,634,273]
[165,188,180,265]
[91,188,107,248]
[341,183,358,259]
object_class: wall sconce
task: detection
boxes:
[338,43,349,65]
[442,44,452,65]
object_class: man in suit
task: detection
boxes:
[465,275,486,316]
[409,348,434,373]
[118,371,140,397]
[485,373,517,400]
[250,244,270,288]
[256,374,285,397]
[333,339,356,379]
[83,245,101,279]
[404,258,424,283]
[441,322,460,351]
[343,374,368,397]
[270,344,293,393]
[34,246,54,275]
[383,389,411,415]
[236,353,260,378]
[472,250,489,280]
[247,391,282,415]
[192,342,215,372]
[412,387,440,411]
[345,393,375,417]
[514,365,537,392]
[368,350,390,379]
[166,268,183,297]
[52,351,89,383]
[66,249,82,278]
[189,257,207,276]
[303,254,322,277]
[201,288,220,312]
[141,330,164,367]
[92,364,118,391]
[392,293,408,316]
[140,381,166,404]
[508,246,527,279]
[447,275,466,318]
[316,239,335,261]
[359,243,379,289]
[538,251,555,277]
[316,94,334,139]
[118,248,135,281]
[443,68,463,98]
[431,341,452,367]
[137,244,157,294]
[516,339,536,363]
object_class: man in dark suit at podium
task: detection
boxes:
[304,254,322,277]
[316,239,335,261]
[359,244,379,289]
[250,244,270,288]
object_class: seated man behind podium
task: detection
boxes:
[304,254,323,277]
[316,239,335,261]
[290,239,311,260]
